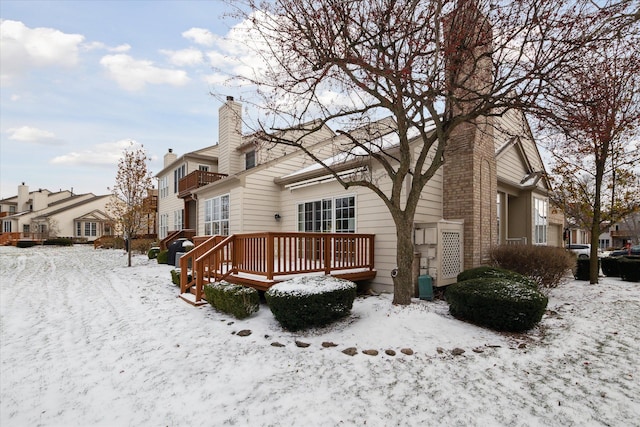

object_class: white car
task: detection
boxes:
[567,244,601,259]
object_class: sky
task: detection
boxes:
[0,0,251,199]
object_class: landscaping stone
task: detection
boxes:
[295,340,310,348]
[342,347,358,356]
[322,342,338,348]
[400,348,414,355]
[271,342,285,347]
[362,349,378,356]
[385,349,396,356]
[451,348,465,356]
[237,329,252,337]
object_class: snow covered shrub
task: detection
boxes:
[148,247,160,259]
[156,250,168,264]
[490,245,575,288]
[446,278,548,332]
[601,256,621,277]
[618,256,640,282]
[16,240,38,248]
[203,281,260,319]
[43,238,73,246]
[573,258,600,281]
[266,276,357,331]
[457,266,536,288]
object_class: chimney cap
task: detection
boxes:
[226,95,234,101]
[168,148,173,153]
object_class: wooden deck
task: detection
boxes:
[178,232,376,305]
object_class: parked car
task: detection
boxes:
[609,245,640,257]
[567,244,601,259]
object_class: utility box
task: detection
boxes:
[418,275,433,301]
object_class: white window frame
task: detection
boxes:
[297,195,356,233]
[533,197,548,245]
[159,213,169,239]
[159,176,169,199]
[173,209,184,231]
[173,164,186,194]
[204,194,230,236]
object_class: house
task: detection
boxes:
[157,96,561,295]
[0,183,115,245]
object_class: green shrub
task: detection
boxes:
[601,256,621,277]
[148,247,160,259]
[574,258,600,281]
[265,276,356,331]
[446,278,548,332]
[157,250,169,264]
[619,256,640,282]
[457,266,537,288]
[43,238,73,246]
[490,245,576,288]
[16,240,38,248]
[203,281,260,319]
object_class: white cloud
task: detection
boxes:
[160,48,204,66]
[50,139,138,166]
[182,27,216,46]
[0,19,84,84]
[100,54,190,91]
[84,41,131,53]
[7,126,61,144]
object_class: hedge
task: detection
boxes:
[574,258,600,281]
[601,256,621,277]
[619,256,640,282]
[457,266,537,288]
[204,281,260,319]
[266,276,356,331]
[446,278,548,332]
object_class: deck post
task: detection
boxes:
[266,233,274,280]
[324,235,331,275]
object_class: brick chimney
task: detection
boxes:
[442,0,497,269]
[218,96,243,176]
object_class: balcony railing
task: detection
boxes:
[178,171,227,198]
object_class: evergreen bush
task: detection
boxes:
[148,247,160,259]
[265,276,356,331]
[619,256,640,282]
[574,258,600,281]
[43,238,73,246]
[490,245,575,288]
[445,278,548,332]
[203,281,260,319]
[457,266,537,288]
[16,240,38,248]
[601,256,621,277]
[157,250,169,264]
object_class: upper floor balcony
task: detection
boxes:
[178,170,227,199]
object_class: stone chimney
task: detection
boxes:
[17,182,29,212]
[164,148,177,168]
[218,96,243,176]
[442,0,497,269]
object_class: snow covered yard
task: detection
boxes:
[1,245,638,426]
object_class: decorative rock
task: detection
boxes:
[518,343,527,349]
[451,348,465,356]
[237,329,252,337]
[227,321,234,325]
[271,342,285,347]
[436,347,445,354]
[400,348,414,356]
[385,349,396,356]
[322,341,338,348]
[472,347,485,353]
[295,340,310,348]
[362,349,379,356]
[342,347,358,356]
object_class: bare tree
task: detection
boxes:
[107,142,155,267]
[225,0,617,304]
[535,32,640,283]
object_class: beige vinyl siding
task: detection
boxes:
[497,146,529,184]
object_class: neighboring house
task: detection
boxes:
[601,212,640,249]
[158,97,560,293]
[0,183,115,244]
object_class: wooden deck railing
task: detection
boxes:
[178,170,227,198]
[180,232,375,303]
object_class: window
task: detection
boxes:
[245,150,256,170]
[159,176,169,199]
[496,193,502,244]
[533,197,548,245]
[159,213,169,239]
[204,194,230,235]
[84,222,97,237]
[76,222,82,237]
[174,209,184,231]
[9,206,16,214]
[173,164,186,193]
[599,239,610,250]
[3,221,11,233]
[297,196,356,233]
[199,165,210,172]
[23,224,30,233]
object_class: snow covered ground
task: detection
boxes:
[1,245,638,426]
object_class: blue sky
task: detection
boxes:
[0,0,250,199]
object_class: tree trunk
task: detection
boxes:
[392,219,415,305]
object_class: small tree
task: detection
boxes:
[107,142,155,267]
